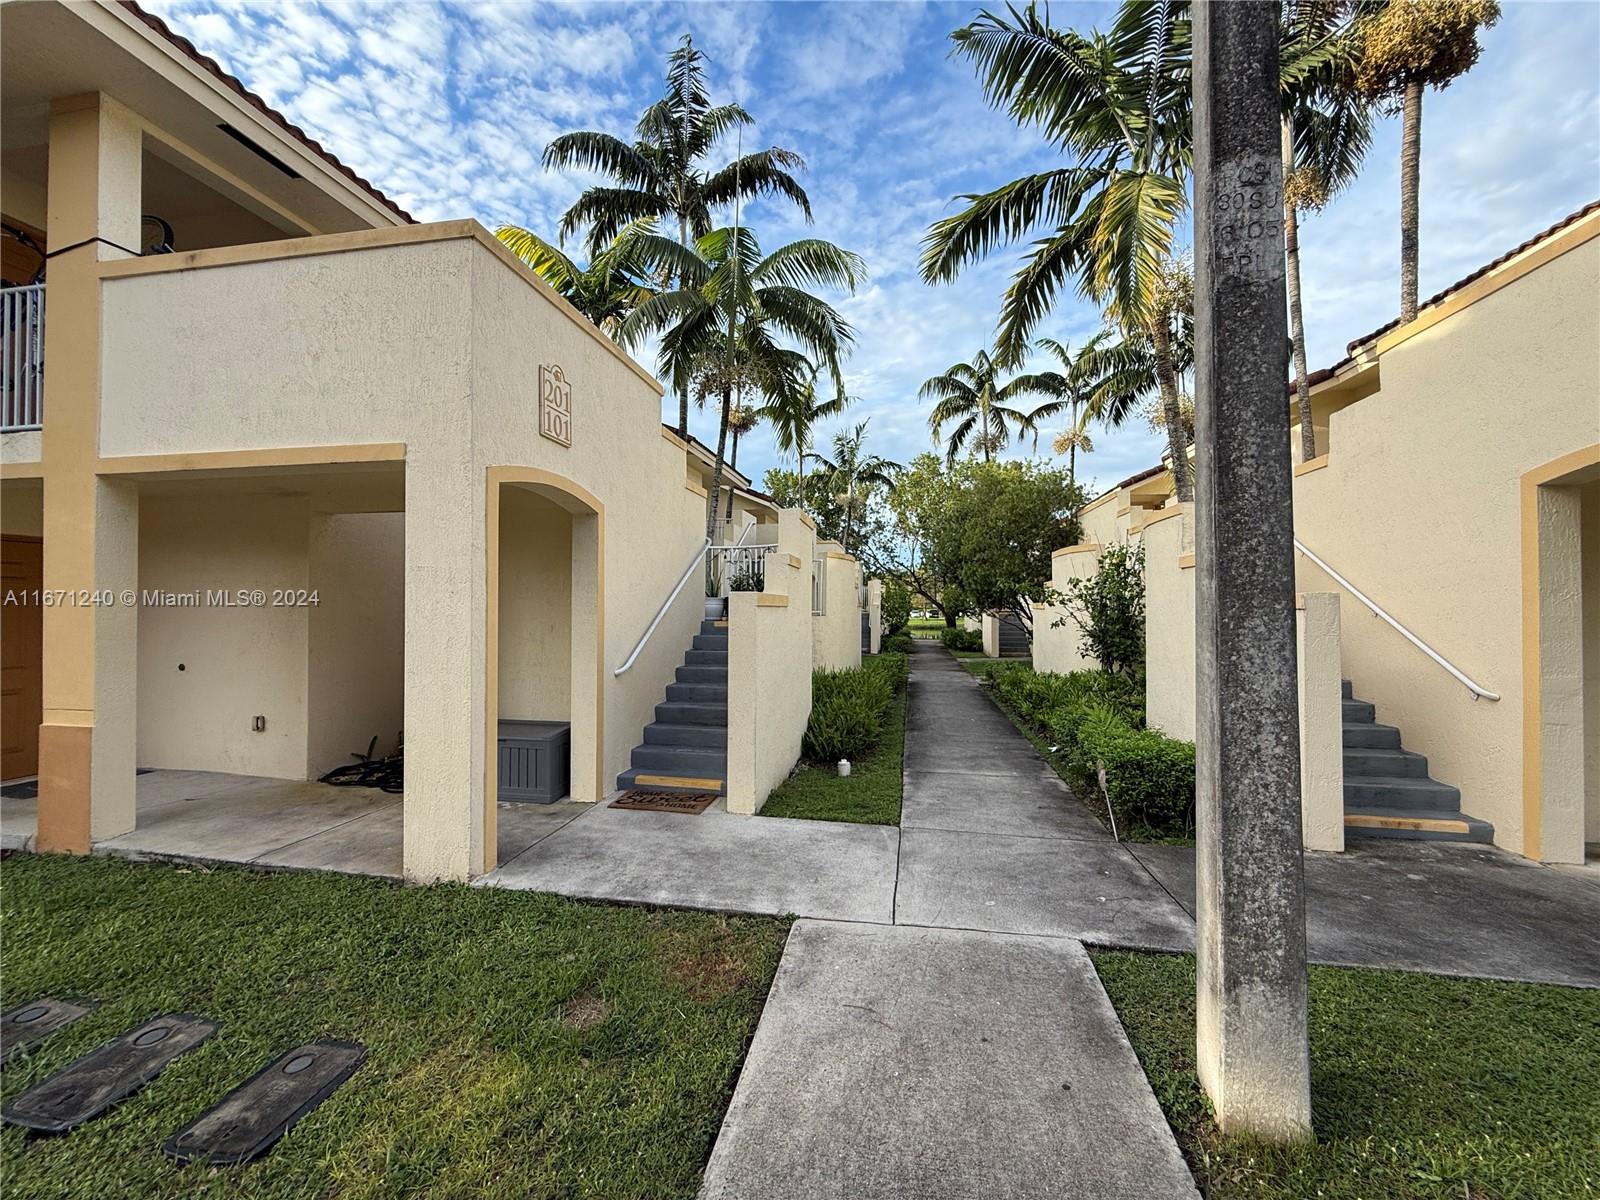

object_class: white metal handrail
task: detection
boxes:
[2,283,45,432]
[614,536,711,676]
[1294,537,1500,702]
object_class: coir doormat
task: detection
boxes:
[611,791,718,815]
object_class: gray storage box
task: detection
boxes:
[497,719,571,804]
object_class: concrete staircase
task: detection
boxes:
[1341,679,1493,843]
[616,618,728,795]
[997,614,1031,658]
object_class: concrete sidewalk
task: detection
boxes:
[895,644,1194,951]
[700,921,1199,1200]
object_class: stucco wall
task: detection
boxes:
[1032,544,1103,675]
[1583,483,1600,844]
[496,486,572,723]
[99,227,709,879]
[812,545,861,671]
[1297,593,1344,853]
[306,511,404,777]
[727,509,813,814]
[137,493,310,779]
[1143,508,1196,740]
[1292,234,1600,859]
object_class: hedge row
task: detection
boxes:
[939,627,983,652]
[985,664,1194,839]
[803,651,909,762]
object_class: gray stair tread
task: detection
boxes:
[631,745,728,768]
[617,768,726,795]
[1343,748,1428,776]
[1344,805,1494,843]
[644,724,728,746]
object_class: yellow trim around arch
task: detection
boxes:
[1520,442,1600,861]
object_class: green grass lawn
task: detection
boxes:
[0,855,789,1199]
[758,689,906,826]
[1091,949,1600,1200]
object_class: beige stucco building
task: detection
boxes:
[1034,202,1600,863]
[0,1,867,881]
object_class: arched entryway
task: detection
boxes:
[484,468,603,872]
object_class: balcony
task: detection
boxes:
[1,283,44,432]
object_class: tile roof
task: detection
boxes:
[1345,199,1598,355]
[119,1,415,225]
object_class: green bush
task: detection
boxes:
[883,630,914,654]
[985,664,1190,839]
[939,627,983,652]
[1069,720,1195,837]
[803,652,908,762]
[881,580,912,635]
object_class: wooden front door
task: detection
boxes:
[1,536,43,780]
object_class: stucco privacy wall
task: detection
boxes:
[1293,233,1600,860]
[1584,483,1600,843]
[1142,508,1196,740]
[137,494,310,778]
[496,487,572,725]
[99,225,705,879]
[813,543,861,671]
[306,511,404,777]
[1141,505,1342,851]
[726,509,813,814]
[1032,543,1104,675]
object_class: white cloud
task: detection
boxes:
[140,0,1597,494]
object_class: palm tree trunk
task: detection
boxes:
[1150,313,1193,502]
[1068,398,1079,491]
[724,427,739,522]
[1283,118,1316,464]
[1399,78,1423,324]
[980,397,992,463]
[677,213,691,435]
[707,384,733,540]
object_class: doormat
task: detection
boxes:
[165,1040,366,1166]
[1,1013,218,1134]
[2,998,96,1064]
[611,791,718,815]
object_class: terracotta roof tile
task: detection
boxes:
[1345,199,1598,355]
[119,1,414,225]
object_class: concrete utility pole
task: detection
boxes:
[1190,0,1313,1140]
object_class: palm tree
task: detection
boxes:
[922,4,1195,496]
[494,219,664,335]
[726,403,760,473]
[620,227,863,536]
[1354,0,1500,323]
[1281,5,1372,462]
[811,421,900,555]
[920,349,1060,465]
[544,35,814,434]
[758,362,851,514]
[924,2,1378,501]
[1025,332,1119,489]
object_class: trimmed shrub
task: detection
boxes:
[983,663,1189,839]
[881,580,912,635]
[1070,721,1195,837]
[803,652,908,762]
[939,627,983,652]
[883,630,914,654]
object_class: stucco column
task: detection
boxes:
[1191,0,1313,1140]
[402,462,483,882]
[569,510,603,804]
[867,578,883,654]
[1532,483,1585,864]
[1297,593,1344,853]
[36,94,143,852]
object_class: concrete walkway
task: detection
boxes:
[701,921,1198,1200]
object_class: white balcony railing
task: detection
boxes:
[2,284,45,432]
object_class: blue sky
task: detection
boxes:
[146,0,1599,497]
